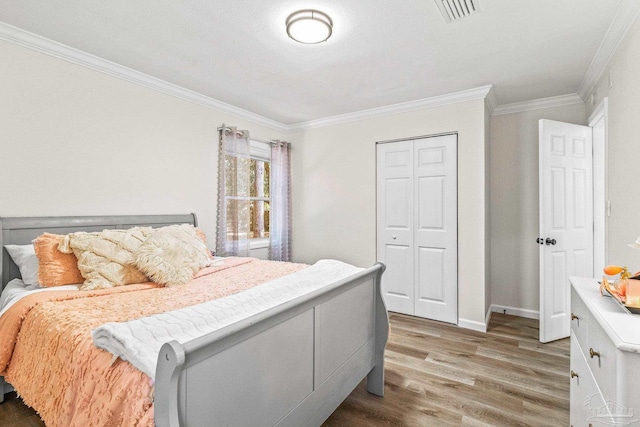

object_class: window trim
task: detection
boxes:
[250,139,271,161]
[223,138,271,250]
[250,238,270,250]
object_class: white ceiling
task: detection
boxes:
[0,0,625,125]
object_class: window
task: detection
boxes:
[217,125,290,260]
[223,139,271,245]
[249,158,270,239]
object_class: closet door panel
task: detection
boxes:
[417,176,445,231]
[377,135,458,322]
[382,244,414,314]
[417,247,445,302]
[413,135,457,323]
[377,140,414,315]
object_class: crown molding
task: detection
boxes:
[287,85,493,132]
[484,85,498,115]
[4,15,616,131]
[577,0,640,101]
[0,22,493,133]
[492,93,583,116]
[0,21,290,133]
[588,97,609,126]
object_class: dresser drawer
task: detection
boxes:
[585,308,618,402]
[572,286,618,400]
[571,288,589,348]
[570,333,612,426]
[570,277,640,426]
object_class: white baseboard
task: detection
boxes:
[491,304,539,320]
[458,317,487,333]
[485,306,492,327]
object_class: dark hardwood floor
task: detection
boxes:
[0,313,568,427]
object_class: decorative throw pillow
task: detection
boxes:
[195,228,213,258]
[133,224,212,287]
[33,233,85,287]
[4,244,40,286]
[59,227,154,291]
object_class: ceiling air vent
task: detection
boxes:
[435,0,480,23]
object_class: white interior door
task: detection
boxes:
[376,140,414,315]
[413,135,458,323]
[377,134,458,324]
[539,119,593,343]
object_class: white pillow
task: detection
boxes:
[0,278,79,318]
[4,244,40,286]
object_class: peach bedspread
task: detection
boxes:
[0,257,307,427]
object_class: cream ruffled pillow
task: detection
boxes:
[59,227,153,290]
[132,224,212,287]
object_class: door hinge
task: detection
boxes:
[607,200,611,217]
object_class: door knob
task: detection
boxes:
[545,238,556,245]
[392,235,397,240]
[536,238,544,245]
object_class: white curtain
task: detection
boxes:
[216,125,251,257]
[269,141,292,261]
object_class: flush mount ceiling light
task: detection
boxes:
[286,9,333,44]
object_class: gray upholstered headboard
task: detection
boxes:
[0,213,198,290]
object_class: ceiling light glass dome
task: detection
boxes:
[286,10,333,44]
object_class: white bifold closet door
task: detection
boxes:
[376,134,458,324]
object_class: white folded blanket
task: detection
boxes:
[92,259,362,380]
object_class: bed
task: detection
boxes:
[0,214,388,427]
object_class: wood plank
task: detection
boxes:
[424,348,568,397]
[518,339,570,358]
[388,329,478,358]
[522,400,570,426]
[473,376,569,412]
[474,345,568,376]
[326,313,569,426]
[386,348,476,386]
[384,356,526,420]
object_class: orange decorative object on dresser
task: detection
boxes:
[625,279,640,306]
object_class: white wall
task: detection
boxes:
[291,99,490,326]
[587,16,640,269]
[0,40,287,253]
[490,103,587,314]
[1,40,491,326]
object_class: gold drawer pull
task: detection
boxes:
[589,348,601,360]
[571,313,579,320]
[570,370,579,378]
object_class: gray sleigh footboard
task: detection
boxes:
[155,263,388,427]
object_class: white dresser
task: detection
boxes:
[570,277,640,426]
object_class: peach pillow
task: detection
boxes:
[33,233,84,287]
[195,228,213,258]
